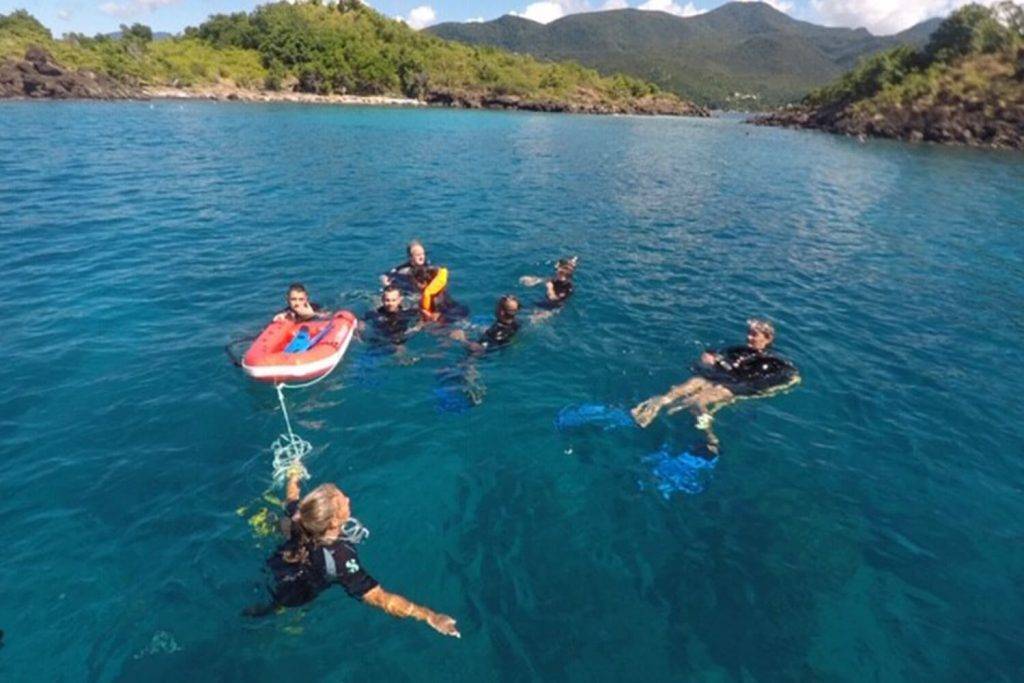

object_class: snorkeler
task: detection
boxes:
[380,240,429,292]
[631,319,799,445]
[253,469,460,638]
[520,257,577,301]
[521,257,577,321]
[361,285,421,345]
[412,265,468,323]
[450,295,520,354]
[272,283,330,323]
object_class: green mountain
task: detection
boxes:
[429,3,943,108]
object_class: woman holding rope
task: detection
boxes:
[248,468,461,639]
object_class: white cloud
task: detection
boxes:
[57,9,72,20]
[405,4,437,29]
[467,16,486,22]
[98,0,180,18]
[511,1,568,23]
[739,0,794,14]
[601,0,630,8]
[810,0,967,33]
[638,0,705,17]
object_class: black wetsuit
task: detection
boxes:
[478,318,520,351]
[696,345,797,396]
[431,292,469,323]
[265,501,378,609]
[364,306,418,344]
[382,260,430,293]
[537,277,574,310]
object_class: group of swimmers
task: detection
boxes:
[252,240,579,635]
[274,240,578,354]
[252,240,799,638]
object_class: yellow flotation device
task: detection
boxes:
[421,267,449,314]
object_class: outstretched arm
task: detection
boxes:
[519,275,545,287]
[362,586,460,638]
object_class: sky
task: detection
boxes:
[3,0,978,39]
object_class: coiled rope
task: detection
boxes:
[268,355,344,487]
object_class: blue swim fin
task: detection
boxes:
[284,327,312,354]
[555,404,635,432]
[640,445,718,498]
[432,385,473,414]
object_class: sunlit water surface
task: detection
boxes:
[1,102,1022,682]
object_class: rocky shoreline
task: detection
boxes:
[425,87,709,117]
[750,101,1023,150]
[1,46,707,116]
[750,51,1024,151]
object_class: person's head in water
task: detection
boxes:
[285,483,352,563]
[556,256,578,279]
[408,240,427,268]
[496,295,520,322]
[287,283,309,310]
[411,265,437,290]
[747,318,775,351]
[381,285,403,314]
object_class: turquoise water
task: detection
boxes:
[1,101,1023,682]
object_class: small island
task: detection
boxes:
[0,3,708,117]
[752,3,1024,150]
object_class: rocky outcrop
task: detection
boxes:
[425,87,710,117]
[752,98,1023,149]
[0,46,139,99]
[751,50,1024,150]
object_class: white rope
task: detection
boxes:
[270,383,313,486]
[266,338,346,487]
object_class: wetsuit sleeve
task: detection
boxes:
[330,545,379,599]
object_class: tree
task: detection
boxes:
[120,23,153,43]
[925,4,1015,62]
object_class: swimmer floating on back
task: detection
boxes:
[631,319,799,451]
[272,283,331,323]
[252,469,460,638]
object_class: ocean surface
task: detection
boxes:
[1,101,1022,682]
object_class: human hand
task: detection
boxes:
[427,612,461,638]
[699,352,717,367]
[450,330,467,342]
[380,274,391,287]
[286,461,309,481]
